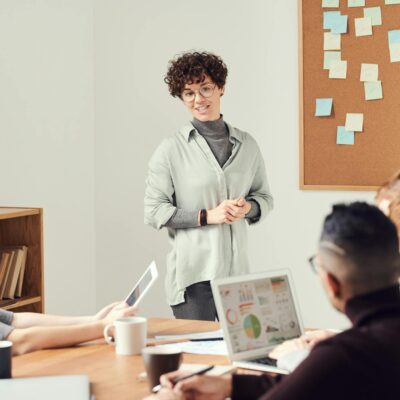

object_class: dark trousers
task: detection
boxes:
[171,281,218,321]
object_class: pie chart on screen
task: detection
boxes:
[243,314,261,339]
[226,309,238,325]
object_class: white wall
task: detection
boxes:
[94,0,373,329]
[1,1,374,328]
[0,0,96,315]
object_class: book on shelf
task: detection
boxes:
[0,246,28,300]
[15,246,28,298]
[0,250,15,299]
[0,253,11,296]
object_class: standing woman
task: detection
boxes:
[144,51,273,320]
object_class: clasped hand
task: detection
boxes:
[207,197,251,225]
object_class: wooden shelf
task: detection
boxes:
[0,207,44,313]
[0,295,42,311]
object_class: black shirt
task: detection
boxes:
[232,285,400,400]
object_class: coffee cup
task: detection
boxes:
[103,316,147,355]
[0,341,12,379]
[142,346,182,391]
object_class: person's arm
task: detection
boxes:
[11,301,125,328]
[144,140,177,230]
[245,146,273,225]
[7,303,137,355]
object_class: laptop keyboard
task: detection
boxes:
[251,356,278,367]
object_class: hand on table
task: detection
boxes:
[269,329,338,360]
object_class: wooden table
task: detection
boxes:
[12,318,230,400]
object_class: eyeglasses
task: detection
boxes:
[181,83,216,102]
[308,255,321,274]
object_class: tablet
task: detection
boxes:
[125,261,158,307]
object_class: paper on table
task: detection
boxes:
[355,17,372,37]
[329,60,347,79]
[364,7,382,26]
[155,340,228,356]
[385,0,400,4]
[360,63,378,82]
[155,329,223,341]
[345,113,364,132]
[179,363,236,376]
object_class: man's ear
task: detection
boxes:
[325,271,341,299]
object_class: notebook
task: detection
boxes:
[211,269,304,375]
[0,375,91,400]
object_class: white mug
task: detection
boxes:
[103,316,147,355]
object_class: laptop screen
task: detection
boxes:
[217,274,302,354]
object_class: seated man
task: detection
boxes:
[1,301,136,355]
[147,202,400,400]
[271,168,400,362]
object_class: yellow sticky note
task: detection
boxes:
[329,60,347,79]
[389,43,400,62]
[355,17,372,37]
[364,81,383,100]
[360,63,378,82]
[345,113,364,132]
[324,32,341,50]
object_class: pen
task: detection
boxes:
[190,337,223,342]
[152,365,215,393]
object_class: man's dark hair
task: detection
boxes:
[321,202,400,292]
[164,51,228,98]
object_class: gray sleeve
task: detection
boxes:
[245,199,261,221]
[0,308,13,325]
[0,322,13,340]
[0,309,14,340]
[165,209,199,229]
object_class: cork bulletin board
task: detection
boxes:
[299,0,400,190]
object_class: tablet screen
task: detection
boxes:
[125,262,157,306]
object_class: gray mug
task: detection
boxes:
[142,347,182,391]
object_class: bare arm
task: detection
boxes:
[8,321,105,355]
[11,302,121,328]
[8,302,137,355]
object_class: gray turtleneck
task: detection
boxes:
[165,117,260,229]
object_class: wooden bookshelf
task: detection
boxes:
[0,207,44,312]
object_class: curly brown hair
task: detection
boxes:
[164,51,228,98]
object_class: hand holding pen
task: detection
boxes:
[152,365,214,393]
[154,367,233,400]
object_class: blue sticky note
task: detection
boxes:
[315,98,333,116]
[337,127,354,145]
[324,11,341,29]
[388,30,400,44]
[324,12,348,34]
[332,15,348,34]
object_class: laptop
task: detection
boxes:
[211,269,304,375]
